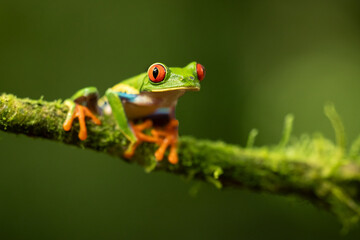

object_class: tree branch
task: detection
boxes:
[1,93,360,231]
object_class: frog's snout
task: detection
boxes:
[180,76,200,91]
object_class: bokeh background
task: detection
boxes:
[1,0,360,239]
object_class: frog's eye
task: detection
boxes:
[148,64,166,83]
[196,63,206,81]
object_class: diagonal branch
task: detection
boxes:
[1,93,360,231]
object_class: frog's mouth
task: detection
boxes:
[151,86,200,92]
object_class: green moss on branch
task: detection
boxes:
[1,93,360,231]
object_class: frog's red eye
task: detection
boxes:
[148,64,166,83]
[196,63,206,81]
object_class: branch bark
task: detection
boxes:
[1,93,360,231]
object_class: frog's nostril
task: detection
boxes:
[189,76,194,80]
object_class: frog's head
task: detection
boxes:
[140,62,205,92]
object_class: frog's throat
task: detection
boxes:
[150,87,200,92]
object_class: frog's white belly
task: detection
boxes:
[103,90,185,120]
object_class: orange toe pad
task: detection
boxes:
[63,104,101,140]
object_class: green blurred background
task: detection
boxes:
[1,0,360,239]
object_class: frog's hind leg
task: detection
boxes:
[63,87,102,140]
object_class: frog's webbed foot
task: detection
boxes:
[123,119,179,164]
[63,102,101,140]
[151,119,179,164]
[124,119,160,159]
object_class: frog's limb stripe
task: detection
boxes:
[63,99,76,131]
[152,108,170,115]
[70,86,99,101]
[111,83,139,94]
[117,92,138,102]
[98,96,107,107]
[105,89,137,143]
[63,87,102,140]
[69,87,101,115]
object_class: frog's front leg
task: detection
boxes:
[63,87,102,140]
[105,89,159,158]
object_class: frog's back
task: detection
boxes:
[111,72,146,94]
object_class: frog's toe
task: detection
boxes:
[153,133,178,164]
[124,141,140,159]
[168,143,178,164]
[152,119,179,164]
[63,119,73,132]
[122,120,160,159]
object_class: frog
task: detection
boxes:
[62,62,205,164]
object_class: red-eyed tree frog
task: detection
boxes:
[62,62,205,164]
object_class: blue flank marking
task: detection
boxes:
[117,92,138,102]
[153,108,170,115]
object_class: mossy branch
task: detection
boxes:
[1,93,360,231]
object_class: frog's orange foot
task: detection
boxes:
[123,119,160,159]
[151,119,179,164]
[63,104,101,140]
